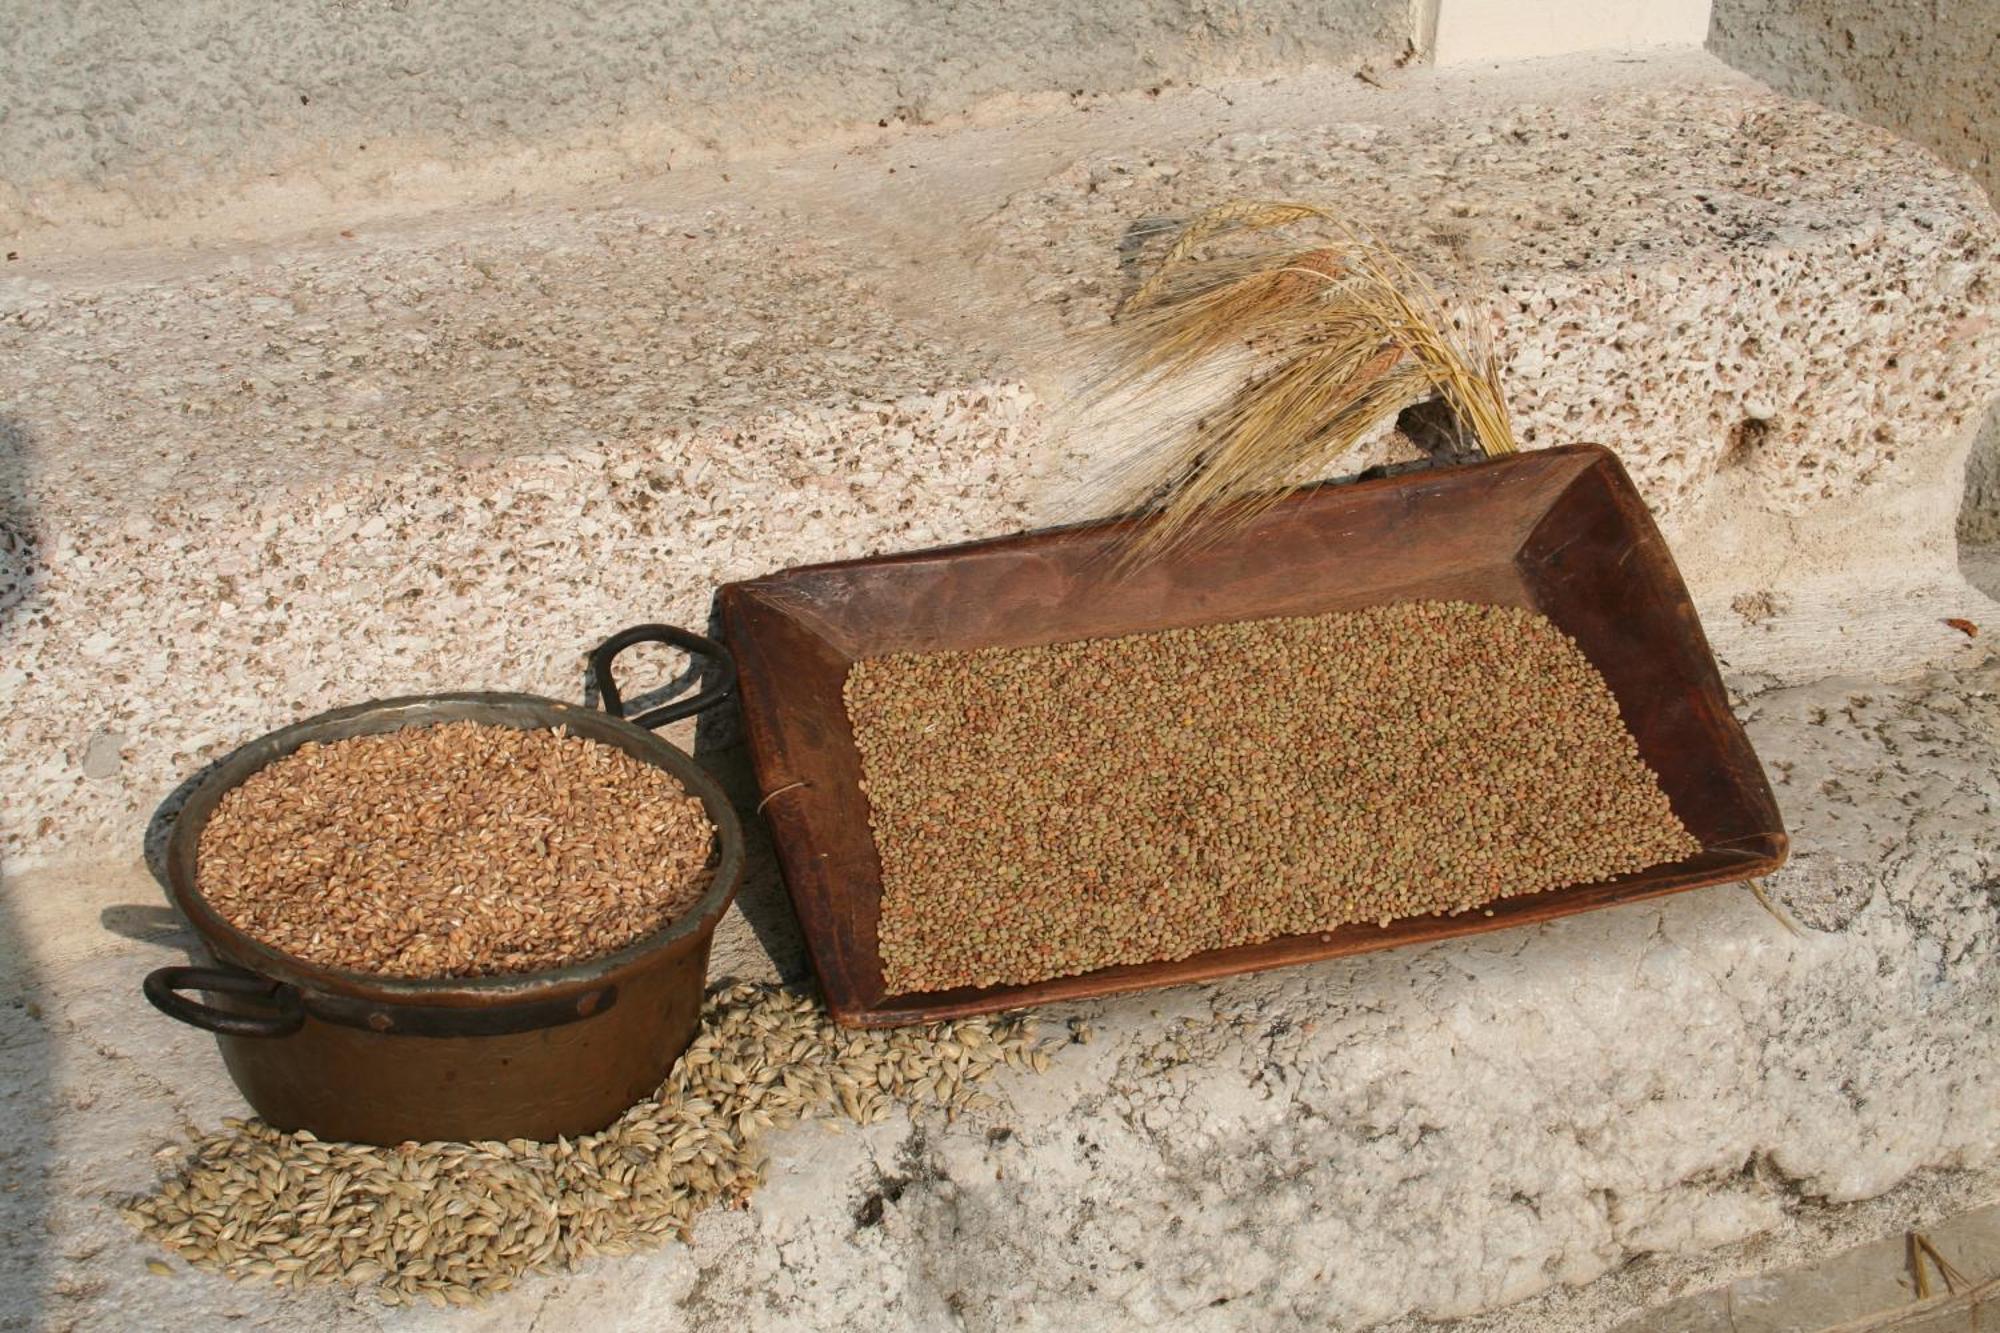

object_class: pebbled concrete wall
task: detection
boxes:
[1705,0,2000,541]
[0,0,1406,237]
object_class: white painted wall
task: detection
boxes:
[1426,0,1713,65]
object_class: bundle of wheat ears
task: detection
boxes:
[1072,200,1517,556]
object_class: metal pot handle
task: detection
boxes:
[144,964,306,1038]
[589,623,738,730]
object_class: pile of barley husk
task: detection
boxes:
[125,983,1046,1306]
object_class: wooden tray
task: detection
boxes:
[718,445,1788,1027]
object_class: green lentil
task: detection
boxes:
[845,600,1701,993]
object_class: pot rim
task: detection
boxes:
[164,691,747,1008]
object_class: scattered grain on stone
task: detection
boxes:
[196,720,714,978]
[847,600,1701,993]
[125,983,1045,1303]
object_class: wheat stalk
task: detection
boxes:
[1068,200,1516,562]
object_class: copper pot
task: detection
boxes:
[142,625,745,1145]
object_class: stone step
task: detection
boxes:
[4,47,1999,1330]
[3,657,1994,1329]
[1,0,1413,244]
[1615,1200,2000,1332]
[5,49,1997,873]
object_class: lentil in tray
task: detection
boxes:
[848,599,1698,994]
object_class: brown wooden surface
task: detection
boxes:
[719,445,1788,1027]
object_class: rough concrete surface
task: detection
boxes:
[6,52,1997,872]
[1704,0,2000,547]
[1426,1175,2000,1333]
[4,659,1997,1330]
[1707,0,1999,201]
[0,0,1406,241]
[1617,1201,2000,1331]
[3,46,2000,1332]
[973,72,2000,684]
[991,82,1998,523]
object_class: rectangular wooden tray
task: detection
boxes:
[719,444,1788,1027]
